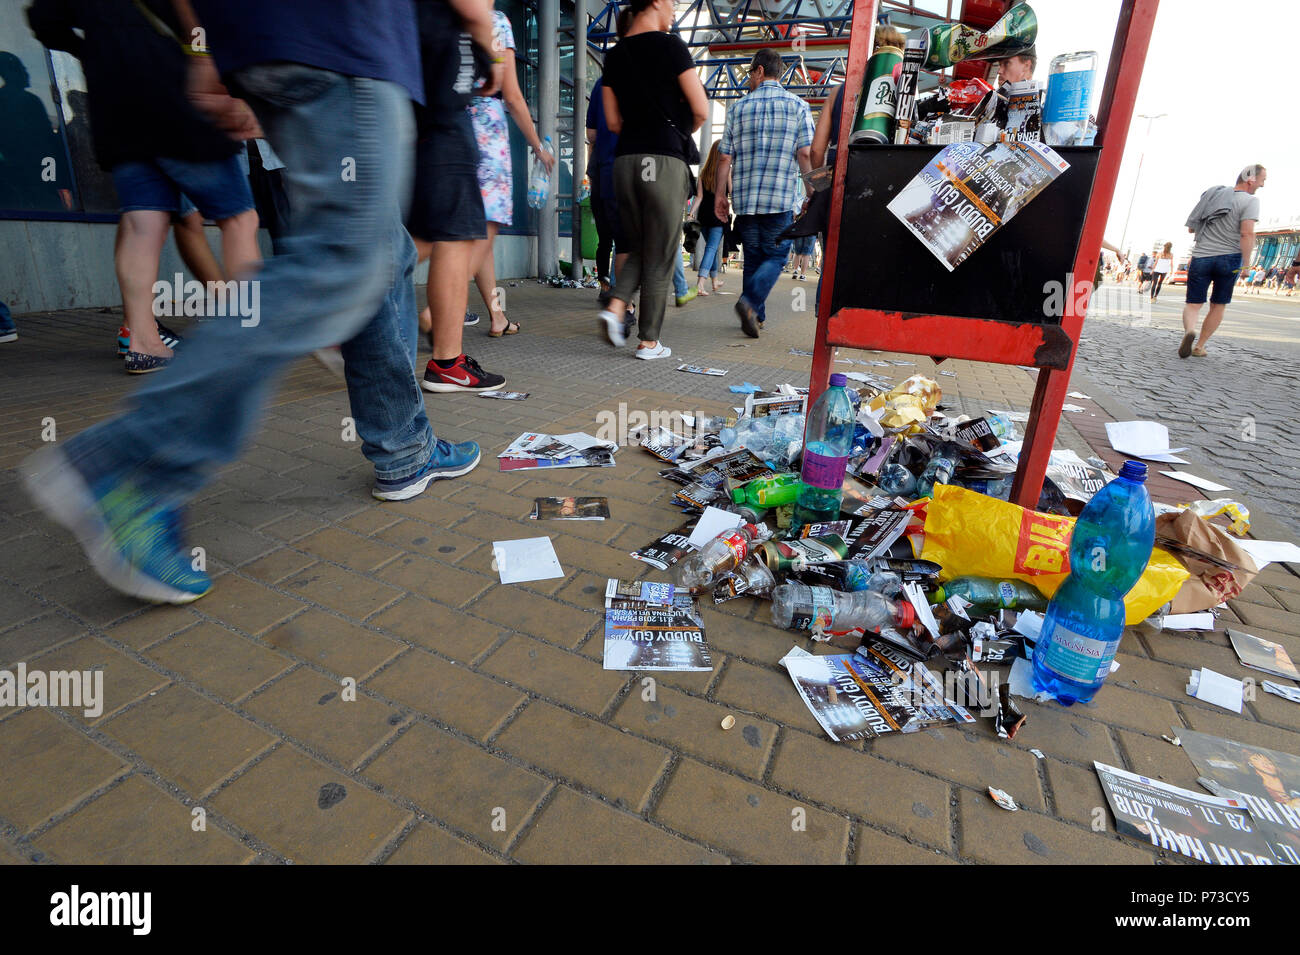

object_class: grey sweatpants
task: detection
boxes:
[612,153,689,343]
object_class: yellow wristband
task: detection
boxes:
[183,44,211,57]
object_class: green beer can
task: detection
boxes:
[850,45,902,144]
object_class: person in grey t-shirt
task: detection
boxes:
[1179,164,1266,358]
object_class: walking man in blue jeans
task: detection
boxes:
[1180,164,1266,359]
[714,48,814,338]
[22,0,484,605]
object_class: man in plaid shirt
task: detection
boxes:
[715,48,814,337]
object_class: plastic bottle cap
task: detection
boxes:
[1118,460,1148,482]
[829,373,848,387]
[895,600,916,629]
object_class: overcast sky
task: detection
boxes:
[1031,0,1298,260]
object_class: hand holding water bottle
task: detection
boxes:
[527,135,555,210]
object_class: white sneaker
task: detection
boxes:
[599,310,626,347]
[635,343,672,360]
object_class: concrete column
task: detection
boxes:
[538,0,559,277]
[570,0,587,279]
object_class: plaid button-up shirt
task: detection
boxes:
[720,81,815,216]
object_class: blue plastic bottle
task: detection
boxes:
[1031,460,1155,704]
[792,374,855,532]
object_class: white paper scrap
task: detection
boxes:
[1163,612,1217,631]
[1067,392,1091,400]
[1263,681,1300,704]
[1159,470,1231,493]
[491,537,565,584]
[1186,667,1244,713]
[1008,656,1053,703]
[686,506,744,548]
[903,581,942,639]
[1105,421,1188,464]
[1236,539,1300,570]
[1062,404,1086,413]
[1012,610,1044,643]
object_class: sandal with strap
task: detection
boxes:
[488,321,520,338]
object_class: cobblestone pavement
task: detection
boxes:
[1073,285,1300,537]
[1,276,1297,865]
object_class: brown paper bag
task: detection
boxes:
[1155,511,1259,614]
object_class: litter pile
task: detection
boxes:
[597,371,1300,863]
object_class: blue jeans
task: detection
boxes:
[672,244,688,297]
[736,211,793,322]
[1185,252,1242,306]
[64,66,434,507]
[696,225,723,279]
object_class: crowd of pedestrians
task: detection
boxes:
[16,0,826,607]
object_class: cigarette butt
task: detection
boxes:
[721,715,736,730]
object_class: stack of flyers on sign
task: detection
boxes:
[779,644,973,742]
[1227,629,1300,682]
[677,364,727,376]
[602,578,711,671]
[530,497,610,521]
[499,431,617,471]
[887,140,1069,271]
[479,390,529,400]
[1094,762,1276,865]
[630,522,697,571]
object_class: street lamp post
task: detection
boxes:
[1118,112,1166,255]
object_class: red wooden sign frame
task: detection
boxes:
[810,0,1159,508]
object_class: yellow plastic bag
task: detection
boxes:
[920,485,1188,625]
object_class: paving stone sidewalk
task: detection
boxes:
[1,277,1297,865]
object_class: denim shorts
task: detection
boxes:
[111,154,255,220]
[793,233,816,256]
[407,106,486,242]
[1185,252,1242,306]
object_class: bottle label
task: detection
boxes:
[792,586,836,632]
[802,450,848,491]
[1039,622,1120,684]
[1044,70,1093,123]
[997,580,1015,608]
[720,530,749,564]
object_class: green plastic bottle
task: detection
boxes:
[933,576,1047,613]
[731,472,802,509]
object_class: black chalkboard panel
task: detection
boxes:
[829,145,1101,324]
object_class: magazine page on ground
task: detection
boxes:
[1094,762,1275,865]
[1178,729,1300,865]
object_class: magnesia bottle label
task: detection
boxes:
[802,451,847,491]
[1040,623,1120,684]
[1045,70,1093,123]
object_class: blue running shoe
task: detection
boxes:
[372,438,481,501]
[21,446,211,604]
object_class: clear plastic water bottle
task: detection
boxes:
[915,444,958,498]
[527,135,553,210]
[1043,51,1097,146]
[1031,460,1155,704]
[793,374,855,531]
[791,560,901,596]
[877,463,917,497]
[770,582,916,633]
[673,523,769,593]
